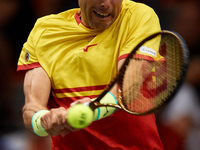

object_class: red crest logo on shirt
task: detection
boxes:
[24,50,30,63]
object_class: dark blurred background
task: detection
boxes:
[0,0,200,150]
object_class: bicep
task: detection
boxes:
[118,58,153,77]
[24,67,51,107]
[111,58,153,96]
[109,59,127,97]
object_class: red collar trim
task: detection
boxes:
[75,11,81,25]
[74,11,92,29]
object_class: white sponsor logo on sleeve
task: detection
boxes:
[140,46,157,58]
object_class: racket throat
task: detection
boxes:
[89,102,99,111]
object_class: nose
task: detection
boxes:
[99,0,111,8]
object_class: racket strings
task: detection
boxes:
[154,35,183,109]
[121,33,184,114]
[122,58,156,113]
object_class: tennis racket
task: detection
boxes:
[67,30,189,128]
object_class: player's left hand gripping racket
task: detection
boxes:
[67,30,189,129]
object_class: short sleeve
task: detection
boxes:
[118,3,162,61]
[17,18,45,71]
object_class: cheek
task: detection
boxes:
[113,8,121,20]
[112,1,123,17]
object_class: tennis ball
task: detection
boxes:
[67,104,93,129]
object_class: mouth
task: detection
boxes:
[93,10,111,18]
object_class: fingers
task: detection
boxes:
[70,97,92,106]
[60,130,70,137]
[40,98,92,137]
[40,107,75,136]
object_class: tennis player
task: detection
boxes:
[17,0,164,149]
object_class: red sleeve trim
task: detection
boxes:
[17,62,41,71]
[118,54,129,61]
[118,54,156,61]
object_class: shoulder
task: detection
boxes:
[122,0,157,18]
[119,0,159,29]
[34,8,79,30]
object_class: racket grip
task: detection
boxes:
[83,102,90,106]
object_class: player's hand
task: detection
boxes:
[40,107,76,137]
[70,97,92,106]
[40,98,92,137]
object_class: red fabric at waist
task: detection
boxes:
[51,110,164,150]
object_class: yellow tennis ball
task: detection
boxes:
[67,104,93,129]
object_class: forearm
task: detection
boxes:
[22,101,48,133]
[23,102,73,137]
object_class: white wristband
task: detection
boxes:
[31,110,49,137]
[93,92,118,121]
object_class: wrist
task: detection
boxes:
[31,110,50,137]
[93,92,117,121]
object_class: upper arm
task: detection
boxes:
[111,58,153,96]
[24,67,51,107]
[23,67,51,130]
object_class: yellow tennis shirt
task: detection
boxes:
[17,0,161,106]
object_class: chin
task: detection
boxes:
[91,22,112,30]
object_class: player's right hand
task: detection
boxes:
[40,107,76,137]
[40,98,92,137]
